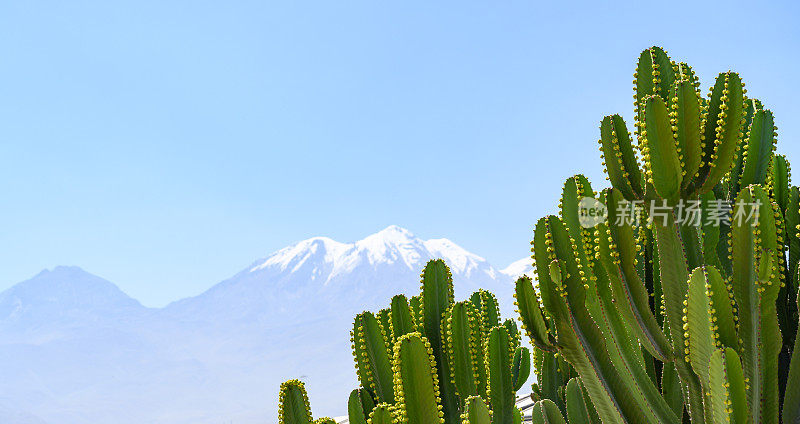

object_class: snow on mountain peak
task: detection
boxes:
[501,257,534,279]
[249,237,349,274]
[244,226,496,287]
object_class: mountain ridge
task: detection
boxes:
[0,226,530,424]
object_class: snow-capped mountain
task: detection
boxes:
[0,226,529,424]
[166,226,505,325]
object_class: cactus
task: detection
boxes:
[348,388,376,424]
[443,301,483,399]
[392,332,444,424]
[511,346,530,392]
[485,326,515,424]
[391,294,416,340]
[565,377,600,424]
[419,259,460,423]
[281,258,528,423]
[517,46,799,424]
[351,311,395,404]
[531,399,567,424]
[278,46,797,424]
[461,396,491,424]
[278,379,313,424]
[368,403,399,424]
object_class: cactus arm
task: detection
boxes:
[660,359,684,418]
[603,188,673,361]
[652,213,707,423]
[729,98,762,195]
[378,308,394,346]
[566,377,601,424]
[514,275,556,351]
[671,79,703,191]
[599,115,644,200]
[706,266,738,350]
[443,301,480,398]
[390,295,416,340]
[770,154,789,212]
[392,332,444,424]
[473,289,501,338]
[537,348,566,409]
[730,186,782,424]
[641,94,683,202]
[278,379,313,424]
[367,404,398,424]
[684,267,722,388]
[530,399,568,424]
[593,259,681,424]
[695,72,746,194]
[539,216,649,424]
[738,110,777,188]
[352,311,395,403]
[559,177,672,420]
[700,191,723,272]
[419,259,459,424]
[409,295,424,332]
[348,388,375,424]
[486,326,515,424]
[312,418,336,424]
[786,187,799,309]
[512,346,531,392]
[461,396,491,424]
[513,406,522,424]
[782,285,800,424]
[707,348,748,424]
[635,46,676,125]
[504,319,522,351]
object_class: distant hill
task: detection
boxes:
[0,226,531,423]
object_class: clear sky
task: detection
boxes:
[1,0,798,307]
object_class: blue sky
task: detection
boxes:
[1,0,798,307]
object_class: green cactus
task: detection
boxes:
[409,295,424,332]
[531,399,567,424]
[470,289,501,339]
[516,46,798,424]
[461,396,491,424]
[277,45,798,424]
[511,346,530,392]
[390,294,416,340]
[368,403,399,424]
[419,259,460,423]
[485,326,515,424]
[443,301,483,399]
[565,377,601,424]
[348,388,375,424]
[783,284,800,424]
[278,379,312,424]
[392,332,444,424]
[351,311,395,404]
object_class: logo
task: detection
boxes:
[578,197,608,228]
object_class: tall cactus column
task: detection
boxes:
[420,259,460,424]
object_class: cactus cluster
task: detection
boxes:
[278,46,799,424]
[279,259,530,424]
[347,259,530,424]
[515,46,800,423]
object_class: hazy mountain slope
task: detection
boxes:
[0,226,528,423]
